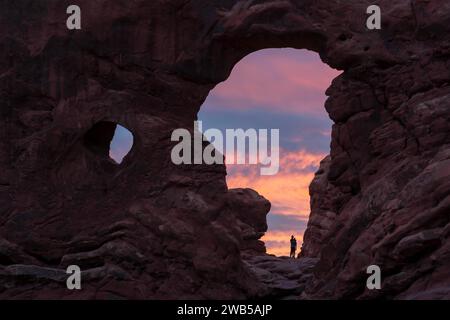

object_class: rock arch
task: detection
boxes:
[0,0,449,299]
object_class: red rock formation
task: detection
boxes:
[0,0,449,299]
[226,188,270,257]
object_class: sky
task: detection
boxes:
[110,125,133,164]
[198,48,341,256]
[109,48,340,256]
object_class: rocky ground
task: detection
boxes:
[244,255,318,299]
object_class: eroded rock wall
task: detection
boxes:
[0,0,449,299]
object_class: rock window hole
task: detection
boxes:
[83,121,134,164]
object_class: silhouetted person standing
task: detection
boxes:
[290,235,297,258]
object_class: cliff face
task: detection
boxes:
[0,0,449,299]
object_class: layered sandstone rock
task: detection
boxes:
[0,0,449,299]
[226,188,270,257]
[245,255,318,299]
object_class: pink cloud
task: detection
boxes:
[227,148,326,218]
[205,48,341,116]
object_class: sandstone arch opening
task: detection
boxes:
[84,121,134,164]
[199,48,341,257]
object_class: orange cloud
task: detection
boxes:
[227,149,325,217]
[261,231,304,257]
[226,149,326,255]
[228,170,313,217]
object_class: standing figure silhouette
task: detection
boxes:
[290,235,297,258]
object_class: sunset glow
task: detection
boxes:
[199,48,340,256]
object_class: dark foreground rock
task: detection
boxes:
[245,256,318,299]
[1,0,449,299]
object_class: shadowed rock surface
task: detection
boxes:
[1,0,449,299]
[244,256,318,299]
